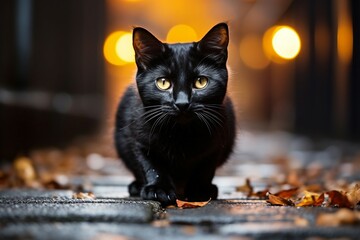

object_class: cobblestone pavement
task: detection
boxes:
[1,131,360,239]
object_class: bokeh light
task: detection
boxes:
[337,10,353,63]
[166,24,197,43]
[263,26,301,63]
[271,26,301,60]
[103,31,134,66]
[103,31,127,66]
[240,34,270,70]
[115,33,135,63]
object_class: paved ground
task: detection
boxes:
[1,188,359,240]
[1,131,360,239]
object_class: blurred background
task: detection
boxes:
[0,0,359,161]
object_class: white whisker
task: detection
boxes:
[195,112,213,135]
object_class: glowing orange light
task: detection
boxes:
[337,8,353,63]
[166,24,197,43]
[103,31,127,66]
[103,31,135,66]
[263,26,301,63]
[116,33,135,63]
[272,26,301,59]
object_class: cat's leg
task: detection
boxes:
[184,163,218,201]
[127,166,177,205]
[125,147,177,206]
[116,133,176,205]
[117,146,176,205]
[139,167,177,206]
[124,159,176,206]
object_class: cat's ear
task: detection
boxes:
[197,23,229,62]
[133,27,165,69]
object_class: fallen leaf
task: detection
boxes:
[235,178,253,197]
[346,183,360,207]
[254,188,270,198]
[316,208,359,226]
[13,157,37,184]
[176,199,211,209]
[274,187,299,198]
[296,191,324,207]
[72,192,96,200]
[322,190,352,208]
[266,192,294,206]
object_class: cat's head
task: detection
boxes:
[133,23,229,123]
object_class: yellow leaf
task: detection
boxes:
[346,183,360,207]
[13,157,36,184]
[296,191,323,207]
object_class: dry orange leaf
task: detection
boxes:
[274,187,299,199]
[235,178,253,197]
[176,199,211,209]
[72,192,96,200]
[266,192,294,206]
[254,188,270,198]
[322,190,352,208]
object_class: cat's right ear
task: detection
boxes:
[133,27,165,69]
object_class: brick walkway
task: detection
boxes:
[1,131,360,239]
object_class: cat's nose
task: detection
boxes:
[174,91,190,111]
[175,101,190,111]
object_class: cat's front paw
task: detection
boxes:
[128,180,142,196]
[140,183,177,206]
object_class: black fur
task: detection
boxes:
[115,23,236,206]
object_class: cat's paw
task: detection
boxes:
[128,181,142,196]
[140,183,177,206]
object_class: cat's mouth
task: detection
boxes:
[174,111,194,124]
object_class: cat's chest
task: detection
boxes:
[149,126,219,160]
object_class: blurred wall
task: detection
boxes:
[1,0,359,160]
[350,0,360,140]
[292,0,359,140]
[0,0,105,160]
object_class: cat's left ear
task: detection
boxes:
[197,23,229,62]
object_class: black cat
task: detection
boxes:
[115,23,236,206]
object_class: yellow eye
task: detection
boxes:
[194,76,208,89]
[156,78,171,90]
